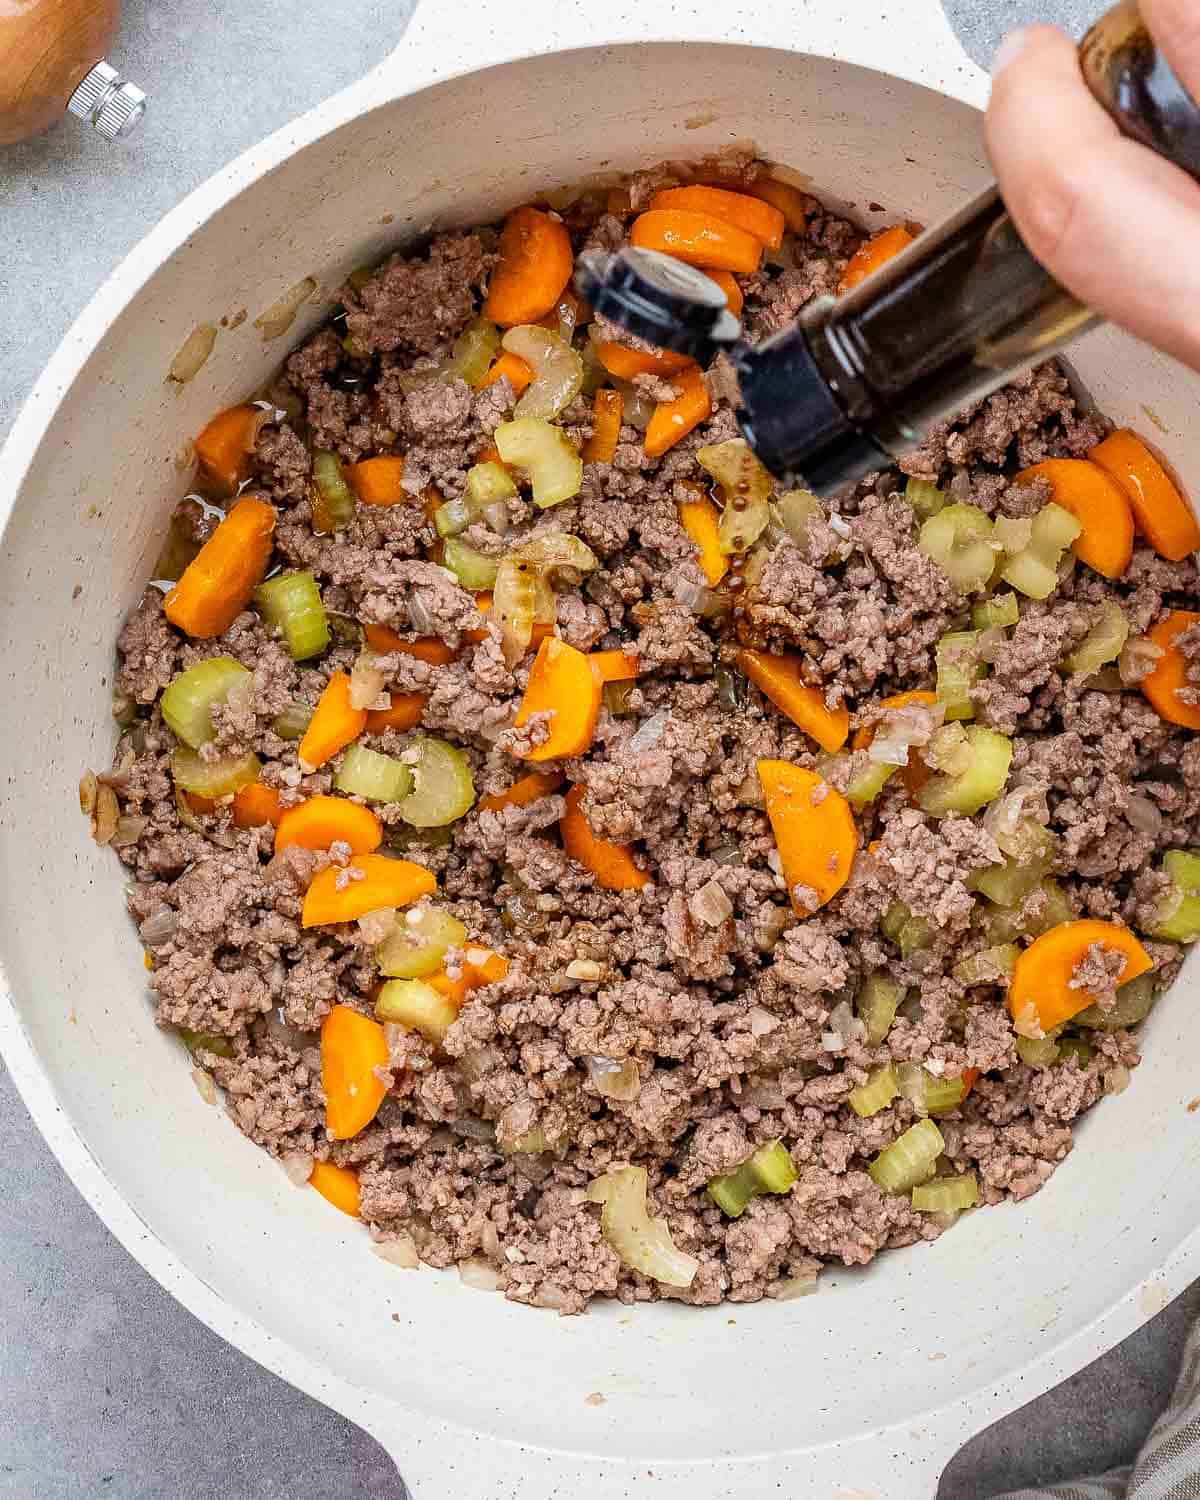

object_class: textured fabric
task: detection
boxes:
[1000,1324,1200,1498]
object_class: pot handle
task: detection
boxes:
[361,1403,972,1500]
[366,0,987,113]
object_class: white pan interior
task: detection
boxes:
[2,36,1200,1491]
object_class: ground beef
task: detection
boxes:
[99,159,1179,1316]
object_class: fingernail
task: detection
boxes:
[992,27,1031,78]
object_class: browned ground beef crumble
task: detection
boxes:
[100,157,1198,1313]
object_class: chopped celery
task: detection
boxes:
[448,317,502,389]
[984,879,1074,944]
[1147,849,1200,943]
[935,631,982,722]
[171,746,260,798]
[1057,1036,1094,1067]
[972,828,1055,906]
[434,497,473,538]
[707,1140,797,1218]
[848,1064,899,1118]
[466,461,518,508]
[918,726,1013,817]
[856,974,903,1045]
[375,977,459,1043]
[253,570,330,661]
[334,743,414,804]
[397,737,476,827]
[897,1063,972,1116]
[880,901,910,944]
[1000,503,1081,600]
[972,592,1019,631]
[503,326,584,419]
[1066,602,1129,676]
[377,904,468,979]
[882,900,933,957]
[271,700,314,740]
[912,1173,978,1214]
[953,943,1019,986]
[312,450,357,531]
[587,1166,699,1288]
[868,1119,945,1194]
[919,504,996,593]
[494,417,583,508]
[161,657,252,748]
[904,477,948,521]
[1017,1034,1061,1069]
[1076,972,1158,1029]
[442,538,500,590]
[177,1027,235,1059]
[817,751,895,809]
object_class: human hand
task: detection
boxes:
[986,1,1200,372]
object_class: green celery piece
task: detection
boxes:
[434,498,474,538]
[1076,972,1158,1030]
[334,743,414,804]
[896,1062,971,1116]
[161,657,251,748]
[847,758,897,808]
[1057,1036,1094,1067]
[466,461,519,508]
[856,974,902,1045]
[935,630,982,722]
[953,943,1019,986]
[707,1161,759,1217]
[748,1140,797,1194]
[1000,503,1081,601]
[443,538,500,590]
[912,1173,978,1214]
[177,1027,234,1059]
[398,737,476,827]
[494,417,584,508]
[1035,501,1083,551]
[868,1119,945,1194]
[972,592,1019,630]
[880,900,911,944]
[253,571,330,661]
[918,726,1013,817]
[1017,1034,1061,1069]
[312,450,357,529]
[377,904,468,979]
[848,1064,899,1118]
[919,504,996,593]
[374,976,457,1044]
[972,852,1049,908]
[708,1139,796,1217]
[271,700,314,741]
[171,746,260,798]
[1066,602,1129,675]
[904,477,948,521]
[1149,849,1200,943]
[447,317,501,389]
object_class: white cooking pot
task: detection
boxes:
[3,2,1198,1495]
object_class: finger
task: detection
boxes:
[987,25,1200,371]
[1140,0,1200,108]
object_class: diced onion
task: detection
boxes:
[374,1235,421,1269]
[690,879,733,927]
[629,711,668,752]
[769,1271,820,1301]
[493,556,536,668]
[349,651,389,710]
[586,1056,641,1101]
[254,277,318,340]
[139,907,180,947]
[457,1257,502,1291]
[168,323,218,383]
[502,326,585,420]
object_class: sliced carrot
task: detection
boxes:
[345,456,407,507]
[650,185,785,251]
[594,342,694,381]
[309,1160,361,1217]
[631,209,763,274]
[298,671,367,770]
[590,648,640,682]
[736,649,850,753]
[480,349,533,395]
[302,853,437,928]
[758,760,857,917]
[482,206,574,326]
[164,494,276,640]
[961,1068,982,1099]
[677,484,729,586]
[363,623,458,665]
[232,781,283,829]
[194,404,264,494]
[743,177,810,234]
[513,637,603,762]
[706,270,744,318]
[644,367,713,460]
[1141,609,1200,730]
[365,692,426,735]
[561,785,652,891]
[1008,919,1152,1034]
[476,441,503,467]
[429,949,511,1007]
[1090,429,1200,562]
[839,226,916,294]
[321,1003,389,1141]
[1015,459,1134,579]
[478,771,565,812]
[851,689,938,797]
[275,794,382,856]
[582,388,624,464]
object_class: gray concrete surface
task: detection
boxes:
[0,0,1186,1496]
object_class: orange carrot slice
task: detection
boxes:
[758,760,857,916]
[852,689,938,797]
[302,853,436,928]
[706,270,744,318]
[274,794,383,856]
[321,1004,389,1140]
[309,1160,361,1217]
[232,782,283,829]
[428,949,511,1007]
[582,388,623,464]
[1015,459,1134,579]
[298,671,367,771]
[480,350,534,394]
[1008,919,1152,1034]
[363,623,458,665]
[650,185,786,251]
[590,649,640,682]
[164,494,276,640]
[365,693,426,735]
[478,771,565,812]
[644,367,713,459]
[513,637,603,762]
[631,209,763,274]
[483,207,574,326]
[839,226,916,294]
[194,404,266,494]
[677,484,729,586]
[1141,609,1200,730]
[742,177,809,234]
[560,785,652,891]
[736,649,850,752]
[593,343,694,381]
[345,456,407,507]
[1090,429,1200,562]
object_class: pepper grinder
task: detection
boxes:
[0,0,145,146]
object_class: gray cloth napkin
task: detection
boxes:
[1001,1325,1200,1499]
